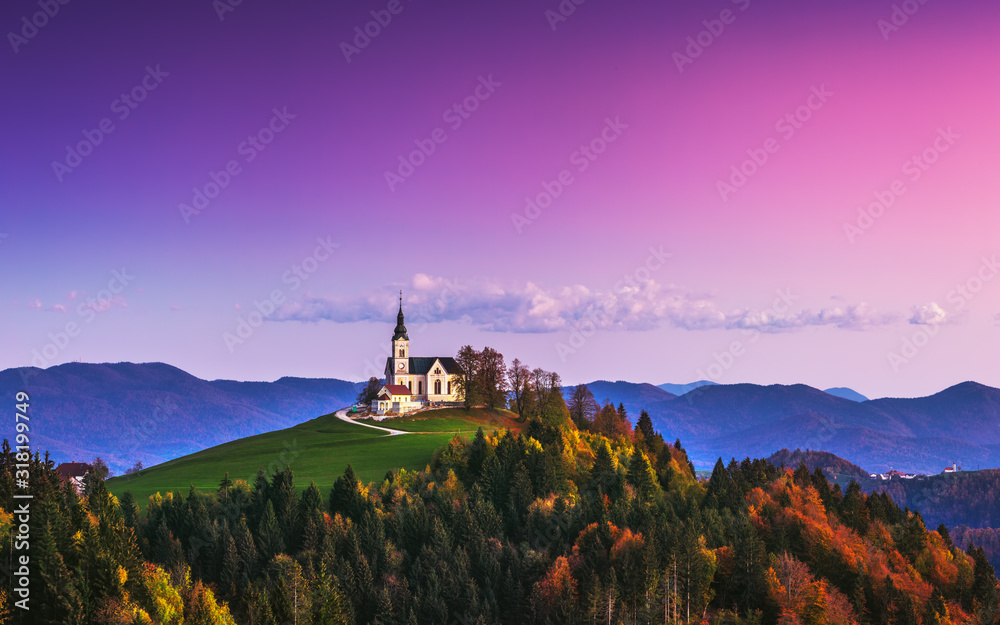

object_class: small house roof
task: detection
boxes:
[55,462,90,479]
[381,384,412,397]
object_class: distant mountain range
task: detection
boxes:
[823,387,870,402]
[656,380,718,395]
[584,380,1000,474]
[0,363,361,473]
[5,362,998,475]
[660,381,870,403]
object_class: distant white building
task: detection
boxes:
[55,462,90,493]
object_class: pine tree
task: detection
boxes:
[237,515,260,582]
[267,554,312,625]
[636,410,655,443]
[626,449,656,501]
[257,500,285,561]
[731,514,767,615]
[246,581,278,625]
[220,534,241,599]
[219,472,233,502]
[120,490,141,530]
[330,464,364,521]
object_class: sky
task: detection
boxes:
[1,0,998,399]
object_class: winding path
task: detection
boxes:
[334,407,410,436]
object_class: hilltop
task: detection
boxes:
[107,406,520,505]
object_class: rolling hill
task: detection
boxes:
[107,407,520,504]
[583,380,1000,474]
[1,362,362,472]
[10,361,1000,478]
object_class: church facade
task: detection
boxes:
[373,299,463,415]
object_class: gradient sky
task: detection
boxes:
[1,0,998,398]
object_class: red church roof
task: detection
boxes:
[380,384,412,396]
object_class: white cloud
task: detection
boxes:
[272,273,905,334]
[910,302,948,325]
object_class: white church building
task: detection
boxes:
[373,298,463,415]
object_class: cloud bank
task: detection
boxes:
[271,273,908,334]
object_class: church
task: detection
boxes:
[373,297,463,415]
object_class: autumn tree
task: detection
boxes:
[356,376,383,408]
[507,358,531,420]
[455,345,482,408]
[480,347,509,410]
[568,384,599,430]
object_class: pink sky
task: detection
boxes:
[1,0,998,397]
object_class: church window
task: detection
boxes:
[399,349,404,357]
[447,381,452,395]
[408,381,412,393]
[434,379,441,394]
[418,381,423,395]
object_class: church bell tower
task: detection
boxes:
[391,292,409,382]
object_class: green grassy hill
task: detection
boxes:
[107,407,519,505]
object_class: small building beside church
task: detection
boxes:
[374,298,463,415]
[374,384,418,414]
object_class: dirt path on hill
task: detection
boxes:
[333,408,484,437]
[334,408,411,435]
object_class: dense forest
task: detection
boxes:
[766,449,870,482]
[3,351,1000,624]
[871,471,1000,530]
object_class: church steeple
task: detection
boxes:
[392,291,409,341]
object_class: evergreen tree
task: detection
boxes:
[330,464,366,522]
[626,449,656,501]
[257,500,285,561]
[636,409,655,443]
[267,554,312,625]
[730,514,767,615]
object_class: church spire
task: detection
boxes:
[392,291,409,340]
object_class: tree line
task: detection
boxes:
[5,350,1000,624]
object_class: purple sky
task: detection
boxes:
[2,0,998,398]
